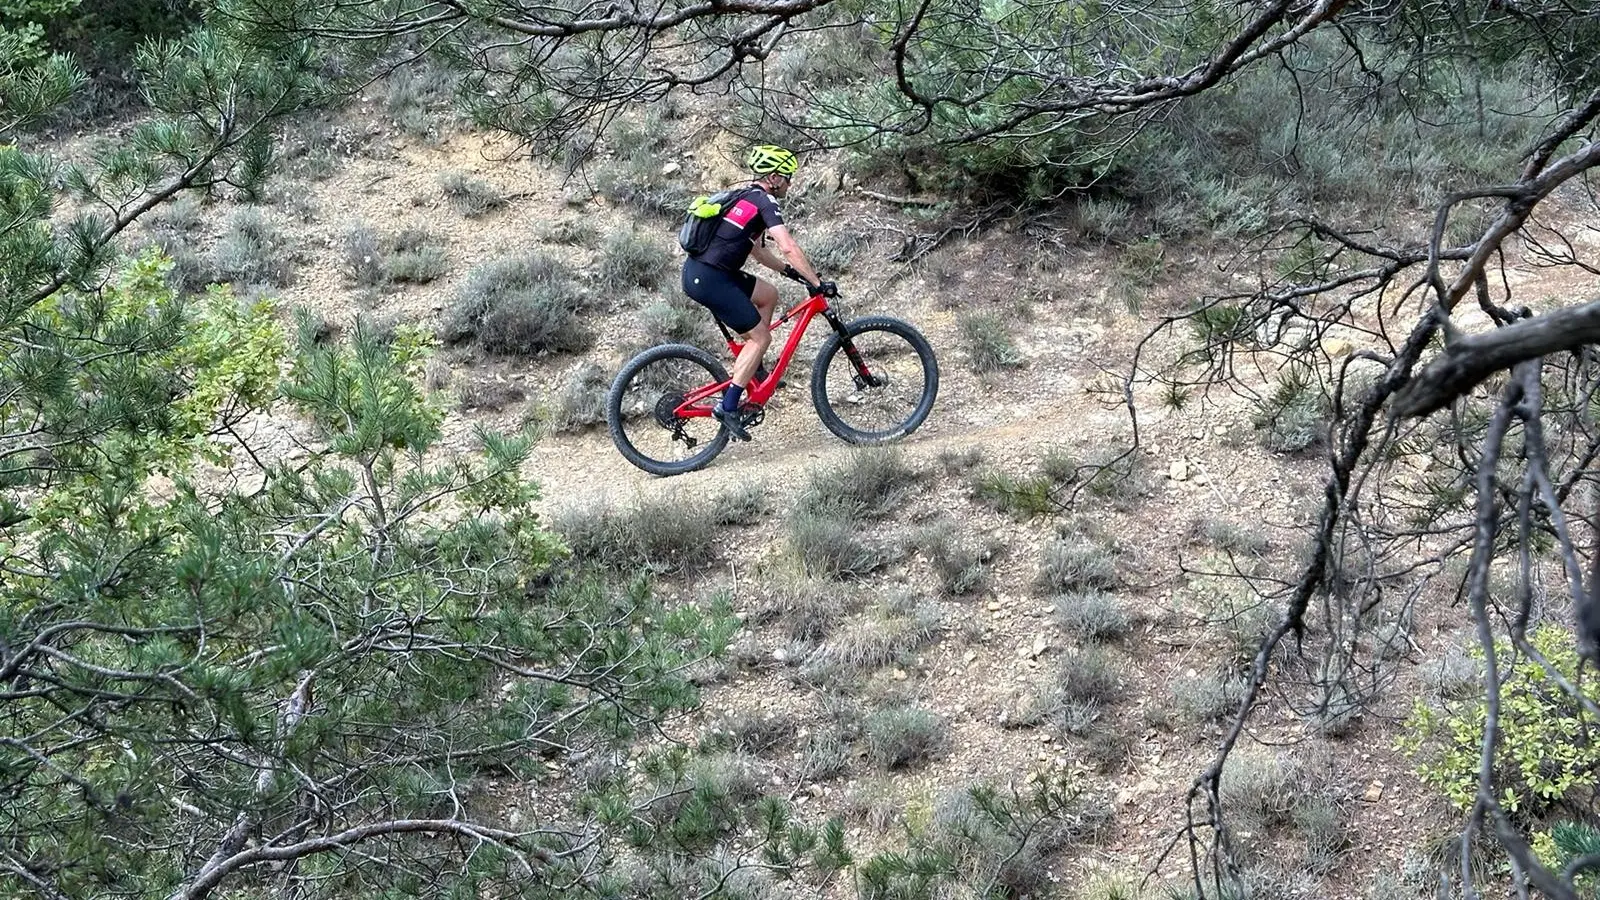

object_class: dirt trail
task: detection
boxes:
[523,369,1144,516]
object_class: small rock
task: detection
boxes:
[987,600,1003,612]
[891,668,908,681]
[1029,635,1050,659]
[773,647,789,663]
[661,161,682,175]
[1363,780,1385,802]
[1169,459,1189,481]
[1323,338,1355,358]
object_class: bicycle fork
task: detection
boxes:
[823,309,887,389]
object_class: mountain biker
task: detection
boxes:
[681,144,835,442]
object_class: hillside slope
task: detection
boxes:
[110,98,1590,898]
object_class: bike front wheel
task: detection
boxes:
[607,343,730,476]
[810,316,939,444]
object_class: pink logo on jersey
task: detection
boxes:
[724,199,758,228]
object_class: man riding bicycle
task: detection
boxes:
[681,144,835,442]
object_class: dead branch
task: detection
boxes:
[1393,298,1600,418]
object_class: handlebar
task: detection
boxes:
[780,266,838,298]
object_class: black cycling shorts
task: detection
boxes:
[682,258,760,334]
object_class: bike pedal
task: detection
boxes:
[737,403,766,430]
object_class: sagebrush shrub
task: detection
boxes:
[554,493,718,573]
[1054,590,1131,642]
[1037,535,1116,592]
[789,509,893,579]
[959,311,1025,373]
[443,253,592,356]
[213,208,294,287]
[548,361,610,432]
[799,449,921,521]
[1253,362,1330,453]
[862,706,945,770]
[597,230,671,292]
[440,172,507,217]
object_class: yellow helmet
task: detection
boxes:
[747,145,798,177]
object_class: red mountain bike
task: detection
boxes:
[606,282,939,476]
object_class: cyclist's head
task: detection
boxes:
[748,145,798,195]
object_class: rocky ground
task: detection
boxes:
[101,88,1600,897]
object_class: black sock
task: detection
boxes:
[721,385,744,412]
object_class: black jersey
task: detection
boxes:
[694,186,784,272]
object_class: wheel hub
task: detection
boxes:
[654,392,686,429]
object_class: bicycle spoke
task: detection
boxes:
[827,336,918,427]
[612,353,724,471]
[816,322,935,440]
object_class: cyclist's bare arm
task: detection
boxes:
[766,225,822,286]
[748,240,788,274]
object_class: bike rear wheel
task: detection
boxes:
[607,344,730,476]
[810,316,939,444]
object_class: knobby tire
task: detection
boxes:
[810,316,939,444]
[607,343,731,476]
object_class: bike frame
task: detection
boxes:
[672,289,859,419]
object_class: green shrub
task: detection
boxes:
[1253,362,1331,453]
[959,311,1025,373]
[1531,822,1600,898]
[440,172,508,217]
[213,208,294,287]
[1400,624,1600,814]
[972,470,1055,518]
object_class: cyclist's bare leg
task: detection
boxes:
[730,279,779,389]
[730,321,770,388]
[751,278,778,329]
